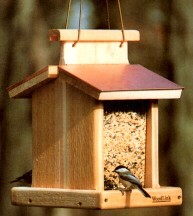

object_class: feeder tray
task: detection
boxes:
[7,29,183,209]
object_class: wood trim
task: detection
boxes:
[7,66,58,98]
[98,90,182,100]
[49,29,140,42]
[145,100,160,188]
[11,187,182,208]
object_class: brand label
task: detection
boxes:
[152,195,171,203]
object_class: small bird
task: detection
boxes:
[10,170,32,185]
[113,165,151,198]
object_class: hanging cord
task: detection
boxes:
[117,0,125,47]
[73,0,83,47]
[106,0,110,29]
[66,0,124,47]
[65,0,72,29]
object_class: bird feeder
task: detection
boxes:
[7,29,183,209]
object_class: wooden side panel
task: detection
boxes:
[32,77,104,190]
[65,84,104,190]
[145,100,160,188]
[32,78,66,188]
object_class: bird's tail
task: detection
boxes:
[10,177,21,184]
[138,185,151,198]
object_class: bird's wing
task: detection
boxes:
[10,170,32,184]
[22,170,32,178]
[120,172,151,198]
[120,172,142,186]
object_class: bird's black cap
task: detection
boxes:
[113,165,128,172]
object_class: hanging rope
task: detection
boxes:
[117,0,125,47]
[65,0,72,29]
[65,0,125,47]
[106,0,110,29]
[73,0,83,47]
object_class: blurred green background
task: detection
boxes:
[0,0,192,215]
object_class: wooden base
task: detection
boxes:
[11,187,182,209]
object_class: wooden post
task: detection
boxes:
[145,100,160,188]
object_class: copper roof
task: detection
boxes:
[58,64,183,100]
[7,64,183,100]
[59,64,182,91]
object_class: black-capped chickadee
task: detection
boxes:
[113,165,151,198]
[10,170,32,185]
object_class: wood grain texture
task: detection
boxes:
[11,187,182,208]
[49,29,140,42]
[145,100,160,188]
[65,84,104,190]
[32,76,104,190]
[32,78,66,188]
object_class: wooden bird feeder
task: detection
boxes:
[7,29,183,209]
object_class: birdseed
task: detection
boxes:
[103,101,147,190]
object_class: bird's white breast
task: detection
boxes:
[119,177,132,188]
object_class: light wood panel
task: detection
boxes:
[32,78,66,188]
[145,100,160,188]
[60,42,129,64]
[65,84,104,190]
[32,76,104,190]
